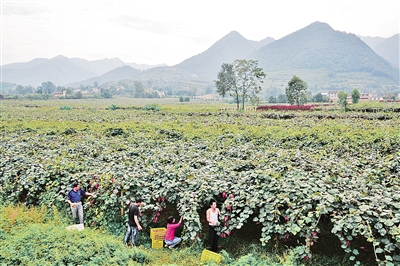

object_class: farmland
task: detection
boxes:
[0,98,399,265]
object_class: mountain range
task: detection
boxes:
[2,21,399,95]
[359,34,399,69]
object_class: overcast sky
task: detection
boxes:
[1,0,399,66]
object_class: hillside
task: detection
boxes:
[2,55,128,87]
[69,57,126,76]
[2,22,398,94]
[2,55,170,87]
[373,34,399,69]
[358,35,386,49]
[359,34,399,69]
[175,31,259,80]
[251,22,399,90]
[249,37,275,50]
[126,62,168,70]
[2,55,97,87]
[66,65,142,87]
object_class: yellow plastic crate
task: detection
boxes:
[151,239,164,249]
[150,228,167,240]
[153,234,166,241]
[200,249,222,264]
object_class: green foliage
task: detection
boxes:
[0,205,150,265]
[133,80,145,97]
[232,253,269,265]
[0,100,399,265]
[104,127,125,137]
[285,75,308,106]
[338,90,349,111]
[0,205,48,232]
[216,63,237,102]
[268,96,277,103]
[277,94,287,103]
[347,101,400,112]
[63,127,76,135]
[351,88,361,104]
[218,242,305,266]
[60,105,72,110]
[312,93,329,103]
[106,104,118,110]
[27,93,51,100]
[216,60,266,110]
[0,205,292,266]
[234,59,266,110]
[74,90,83,99]
[142,103,161,111]
[101,89,113,99]
[37,81,56,94]
[179,96,190,102]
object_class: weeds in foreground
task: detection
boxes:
[0,205,369,265]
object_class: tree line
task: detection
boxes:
[214,59,362,110]
[3,60,363,106]
[6,80,161,100]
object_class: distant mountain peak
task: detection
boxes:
[176,30,255,79]
[309,21,331,27]
[252,20,398,82]
[218,30,246,42]
[52,55,69,60]
[226,30,242,36]
[3,22,397,91]
[296,21,335,34]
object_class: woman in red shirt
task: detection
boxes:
[164,216,183,249]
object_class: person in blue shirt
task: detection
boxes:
[66,182,94,224]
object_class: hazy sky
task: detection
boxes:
[1,0,399,66]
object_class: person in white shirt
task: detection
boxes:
[206,199,221,252]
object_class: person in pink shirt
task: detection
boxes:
[164,216,183,249]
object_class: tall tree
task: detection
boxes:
[215,63,238,108]
[338,90,348,111]
[277,94,287,103]
[351,88,361,104]
[215,59,266,110]
[134,80,145,98]
[285,75,308,107]
[101,89,112,99]
[313,93,324,102]
[15,85,24,95]
[234,59,266,110]
[74,91,83,99]
[312,93,330,103]
[23,86,35,94]
[268,96,277,103]
[65,88,73,98]
[36,81,56,94]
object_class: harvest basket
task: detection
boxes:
[150,227,167,240]
[151,239,164,249]
[200,249,222,264]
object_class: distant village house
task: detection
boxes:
[53,91,66,98]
